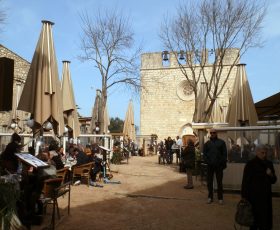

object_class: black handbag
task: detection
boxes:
[235,199,254,227]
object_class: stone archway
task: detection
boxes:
[178,123,197,146]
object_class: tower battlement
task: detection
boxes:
[141,48,240,69]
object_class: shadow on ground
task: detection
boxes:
[34,156,280,230]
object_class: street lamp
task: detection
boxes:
[10,122,18,129]
[26,119,35,128]
[10,118,19,130]
[43,121,53,131]
[95,121,100,134]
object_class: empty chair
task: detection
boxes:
[72,162,93,186]
[42,177,71,229]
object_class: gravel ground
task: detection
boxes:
[35,155,280,230]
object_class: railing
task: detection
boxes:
[0,133,113,153]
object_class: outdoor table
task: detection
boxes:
[63,157,77,170]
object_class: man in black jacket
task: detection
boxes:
[241,144,277,230]
[203,128,227,204]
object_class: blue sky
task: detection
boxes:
[1,0,279,128]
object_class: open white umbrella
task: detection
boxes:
[61,60,80,138]
[123,100,136,141]
[17,20,64,136]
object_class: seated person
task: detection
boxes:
[228,144,241,163]
[90,152,103,184]
[48,141,64,170]
[57,146,66,162]
[0,132,22,174]
[19,149,57,226]
[73,147,90,166]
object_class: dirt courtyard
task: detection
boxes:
[37,155,280,230]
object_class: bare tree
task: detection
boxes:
[79,9,141,133]
[160,0,266,122]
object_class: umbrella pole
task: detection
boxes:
[35,127,43,156]
[63,136,67,155]
[32,127,36,154]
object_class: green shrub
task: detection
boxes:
[111,152,122,164]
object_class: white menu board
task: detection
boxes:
[16,153,49,168]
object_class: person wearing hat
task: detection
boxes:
[203,128,227,204]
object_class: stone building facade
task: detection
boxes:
[0,45,30,137]
[140,49,240,141]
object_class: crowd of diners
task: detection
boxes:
[0,132,105,228]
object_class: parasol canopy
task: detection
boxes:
[61,60,80,138]
[103,104,110,134]
[89,89,102,133]
[209,98,224,123]
[194,82,209,122]
[89,89,110,134]
[123,100,136,141]
[17,20,64,136]
[226,64,258,142]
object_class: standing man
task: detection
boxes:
[241,144,277,230]
[165,137,174,164]
[203,128,227,204]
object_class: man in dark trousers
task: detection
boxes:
[165,136,174,164]
[241,144,277,230]
[203,128,227,204]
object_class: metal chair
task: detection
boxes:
[42,177,71,229]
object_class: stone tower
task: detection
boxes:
[140,49,240,141]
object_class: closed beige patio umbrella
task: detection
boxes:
[61,61,80,139]
[89,89,102,133]
[193,82,209,150]
[209,98,224,123]
[103,105,110,134]
[194,82,209,122]
[123,100,136,142]
[226,64,258,142]
[18,20,64,136]
[89,89,110,136]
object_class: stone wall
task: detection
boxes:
[140,49,239,141]
[0,45,30,134]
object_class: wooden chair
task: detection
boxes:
[56,167,70,183]
[42,177,71,229]
[72,162,93,186]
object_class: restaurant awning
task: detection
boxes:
[255,92,280,121]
